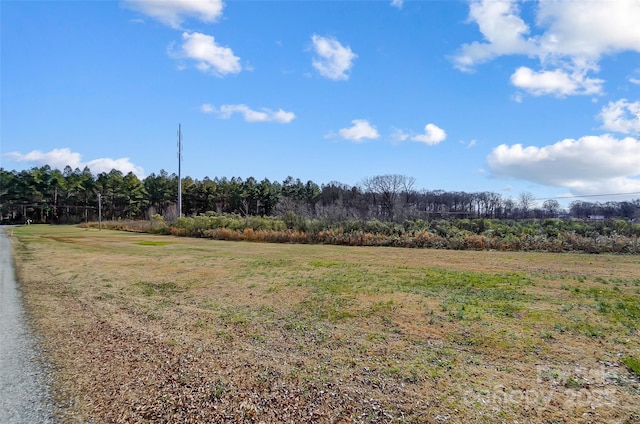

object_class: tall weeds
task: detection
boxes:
[81,215,640,254]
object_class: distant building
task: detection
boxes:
[588,215,605,221]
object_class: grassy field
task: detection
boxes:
[8,225,640,423]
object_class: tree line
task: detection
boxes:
[1,165,639,224]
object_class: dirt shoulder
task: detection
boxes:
[0,227,57,423]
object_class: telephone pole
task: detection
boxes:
[177,124,182,218]
[97,193,102,231]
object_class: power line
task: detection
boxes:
[534,192,640,202]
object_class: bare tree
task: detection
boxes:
[542,199,560,217]
[518,191,536,218]
[361,174,414,221]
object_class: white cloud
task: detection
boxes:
[311,34,357,81]
[599,99,640,134]
[171,32,241,77]
[123,0,224,29]
[201,103,295,123]
[487,135,640,195]
[454,0,535,71]
[200,103,215,114]
[390,0,403,9]
[84,158,145,177]
[454,0,640,97]
[4,148,145,177]
[630,68,640,85]
[535,0,640,59]
[411,123,447,145]
[510,66,603,97]
[338,119,379,142]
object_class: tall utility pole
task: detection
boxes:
[177,124,182,218]
[97,193,102,231]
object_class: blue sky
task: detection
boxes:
[2,0,639,207]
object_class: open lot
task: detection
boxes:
[8,225,640,423]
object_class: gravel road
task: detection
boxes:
[0,227,58,423]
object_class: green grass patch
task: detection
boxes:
[582,287,640,332]
[136,281,184,297]
[135,241,172,246]
[621,356,640,376]
[299,292,355,322]
[309,260,346,268]
[295,263,541,325]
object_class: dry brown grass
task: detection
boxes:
[9,225,640,423]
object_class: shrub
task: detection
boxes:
[464,235,486,250]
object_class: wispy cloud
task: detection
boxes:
[4,148,145,177]
[311,34,357,81]
[599,99,640,134]
[123,0,224,29]
[460,139,477,149]
[390,128,409,144]
[201,103,295,123]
